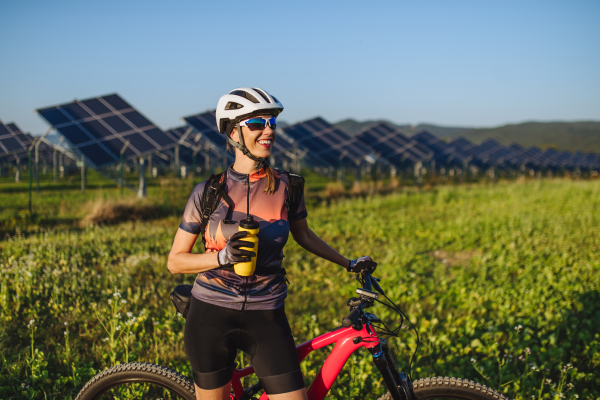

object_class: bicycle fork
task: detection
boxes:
[368,340,415,400]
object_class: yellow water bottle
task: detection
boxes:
[234,172,260,276]
[234,216,260,276]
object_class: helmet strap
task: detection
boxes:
[227,123,266,169]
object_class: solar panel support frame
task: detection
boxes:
[81,154,85,194]
[138,157,147,199]
[38,135,79,183]
[35,128,52,194]
[120,140,130,197]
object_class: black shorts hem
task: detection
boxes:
[192,363,235,390]
[259,369,305,395]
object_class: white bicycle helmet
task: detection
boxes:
[215,87,284,165]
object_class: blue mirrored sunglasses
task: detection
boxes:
[240,117,276,131]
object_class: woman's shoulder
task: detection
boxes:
[189,179,209,199]
[272,168,289,185]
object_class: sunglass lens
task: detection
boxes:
[244,117,277,131]
[246,123,266,131]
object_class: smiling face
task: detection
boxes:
[230,115,276,160]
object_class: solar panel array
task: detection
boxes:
[412,131,470,166]
[36,94,178,169]
[350,124,600,172]
[10,95,598,175]
[0,120,33,158]
[281,117,375,166]
[448,136,600,170]
[355,122,433,167]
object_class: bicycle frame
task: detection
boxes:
[230,323,381,400]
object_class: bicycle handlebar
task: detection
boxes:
[342,272,378,329]
[342,308,362,328]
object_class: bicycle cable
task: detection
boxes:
[379,291,420,381]
[358,274,420,380]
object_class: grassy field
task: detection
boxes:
[1,179,598,399]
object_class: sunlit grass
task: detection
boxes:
[1,179,598,399]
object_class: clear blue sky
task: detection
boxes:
[1,0,599,135]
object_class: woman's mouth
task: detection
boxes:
[257,139,272,148]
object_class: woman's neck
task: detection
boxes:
[232,156,260,175]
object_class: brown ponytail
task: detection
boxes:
[263,164,276,195]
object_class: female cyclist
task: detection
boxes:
[168,87,377,400]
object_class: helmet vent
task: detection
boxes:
[230,90,259,103]
[252,88,271,103]
[225,102,243,110]
[271,95,280,104]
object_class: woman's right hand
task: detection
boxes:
[217,231,256,267]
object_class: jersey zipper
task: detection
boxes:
[242,276,248,310]
[241,173,250,311]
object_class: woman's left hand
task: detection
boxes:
[347,256,377,273]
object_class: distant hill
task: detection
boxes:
[334,119,600,153]
[448,121,600,152]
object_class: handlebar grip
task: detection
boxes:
[342,308,361,328]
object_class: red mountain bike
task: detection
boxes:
[76,272,506,400]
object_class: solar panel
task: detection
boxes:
[355,122,433,167]
[0,120,32,157]
[182,111,225,148]
[166,125,231,167]
[281,117,375,167]
[473,139,520,167]
[560,151,585,169]
[412,131,470,166]
[35,94,178,169]
[538,148,560,168]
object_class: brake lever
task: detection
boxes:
[370,275,385,295]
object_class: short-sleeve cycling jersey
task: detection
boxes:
[179,166,307,310]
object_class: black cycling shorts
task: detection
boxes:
[184,297,305,395]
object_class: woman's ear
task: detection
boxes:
[230,126,241,144]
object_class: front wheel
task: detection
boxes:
[75,362,196,400]
[377,376,508,400]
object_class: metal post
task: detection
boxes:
[119,140,130,197]
[35,141,40,193]
[192,150,197,177]
[81,155,85,194]
[120,153,124,196]
[34,128,51,193]
[28,148,33,214]
[147,154,152,178]
[53,149,57,183]
[15,156,21,182]
[138,157,147,198]
[414,161,423,186]
[205,142,210,174]
[175,145,180,174]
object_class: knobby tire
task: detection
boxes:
[75,362,196,400]
[377,376,509,400]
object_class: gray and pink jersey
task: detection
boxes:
[179,166,307,310]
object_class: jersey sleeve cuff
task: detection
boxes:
[179,221,201,235]
[288,210,307,221]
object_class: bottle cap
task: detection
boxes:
[240,216,259,229]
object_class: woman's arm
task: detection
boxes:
[167,228,219,274]
[289,218,349,269]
